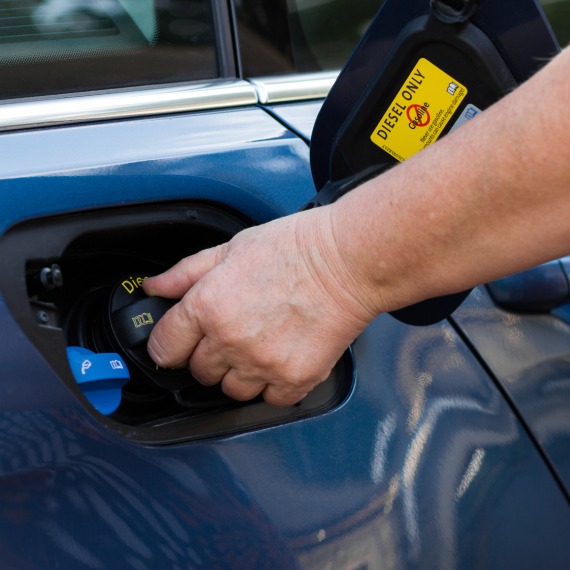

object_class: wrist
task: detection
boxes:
[326,176,427,316]
[294,207,381,329]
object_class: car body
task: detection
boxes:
[0,1,569,568]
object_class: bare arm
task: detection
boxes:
[332,47,570,314]
[144,48,570,406]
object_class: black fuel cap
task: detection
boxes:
[112,294,175,349]
[104,274,221,399]
[105,274,185,389]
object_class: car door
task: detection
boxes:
[0,1,569,569]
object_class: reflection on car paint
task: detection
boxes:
[453,286,570,497]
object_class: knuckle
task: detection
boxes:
[286,374,307,391]
[221,374,264,401]
[255,348,285,372]
[263,389,301,407]
[221,382,248,401]
[188,362,210,384]
[282,363,313,390]
[217,325,242,348]
[189,363,216,386]
[188,353,222,386]
[262,391,288,407]
[177,295,197,326]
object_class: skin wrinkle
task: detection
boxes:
[332,184,401,314]
[324,207,383,323]
[189,221,336,400]
[295,210,375,332]
[149,307,188,369]
[332,170,426,312]
[144,49,570,406]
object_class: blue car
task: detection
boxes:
[0,1,569,568]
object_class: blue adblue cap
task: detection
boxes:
[66,346,130,415]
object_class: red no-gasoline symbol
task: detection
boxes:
[407,104,430,127]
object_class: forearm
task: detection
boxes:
[145,49,570,406]
[329,48,570,315]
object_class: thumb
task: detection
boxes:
[143,243,228,299]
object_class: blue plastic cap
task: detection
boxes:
[66,347,130,415]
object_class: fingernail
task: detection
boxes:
[146,337,165,368]
[142,277,158,296]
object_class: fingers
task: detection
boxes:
[189,339,304,404]
[220,369,266,401]
[189,352,311,406]
[143,243,227,299]
[187,336,315,405]
[188,340,302,404]
[188,336,230,385]
[220,369,309,407]
[147,296,203,368]
[145,244,230,369]
[142,213,348,407]
[262,384,309,407]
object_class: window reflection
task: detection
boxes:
[0,0,155,64]
[235,0,381,76]
[0,0,217,100]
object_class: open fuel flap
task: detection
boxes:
[307,0,559,325]
[0,202,352,444]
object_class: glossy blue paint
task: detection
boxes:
[487,260,570,311]
[453,287,570,498]
[1,301,569,567]
[551,302,570,326]
[0,299,76,412]
[0,108,315,234]
[266,101,324,141]
[1,102,569,568]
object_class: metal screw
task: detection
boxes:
[36,310,50,325]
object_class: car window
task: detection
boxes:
[540,0,570,45]
[1,1,566,103]
[236,0,569,78]
[234,0,382,76]
[0,0,220,100]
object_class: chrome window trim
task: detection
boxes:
[0,80,257,132]
[0,71,339,132]
[249,72,339,104]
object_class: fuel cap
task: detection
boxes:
[103,274,221,398]
[103,274,181,387]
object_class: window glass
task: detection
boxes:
[287,0,382,71]
[236,1,568,78]
[0,0,218,100]
[540,0,570,46]
[235,0,382,77]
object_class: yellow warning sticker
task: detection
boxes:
[370,58,468,162]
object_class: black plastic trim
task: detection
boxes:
[0,201,352,444]
[212,0,237,77]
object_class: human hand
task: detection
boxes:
[143,207,378,406]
